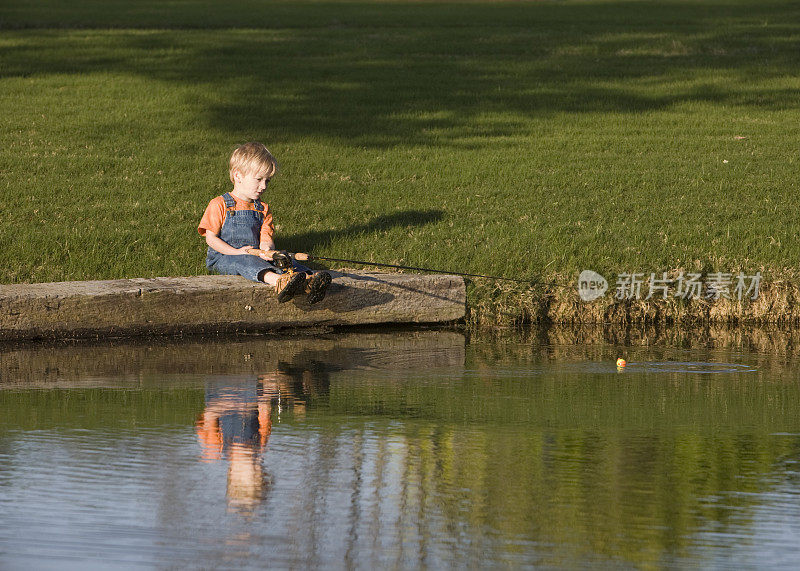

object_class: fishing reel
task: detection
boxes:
[271,250,294,272]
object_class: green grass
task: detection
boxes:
[1,0,799,310]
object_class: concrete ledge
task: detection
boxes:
[0,272,466,341]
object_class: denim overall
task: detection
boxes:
[206,193,311,282]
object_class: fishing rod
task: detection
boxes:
[292,252,572,288]
[248,248,571,288]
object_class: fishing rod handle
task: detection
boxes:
[248,249,312,262]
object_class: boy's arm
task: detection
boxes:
[205,231,253,256]
[259,236,276,252]
[258,206,277,256]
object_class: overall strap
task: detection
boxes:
[222,192,236,217]
[253,199,265,221]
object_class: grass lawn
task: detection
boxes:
[1,0,799,321]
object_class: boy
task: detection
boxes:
[198,142,331,303]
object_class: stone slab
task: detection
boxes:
[0,272,466,341]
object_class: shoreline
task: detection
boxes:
[3,271,799,342]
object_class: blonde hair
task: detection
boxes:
[229,142,278,183]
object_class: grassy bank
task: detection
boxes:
[2,0,799,325]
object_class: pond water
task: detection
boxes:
[1,328,800,569]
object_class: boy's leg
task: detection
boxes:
[209,254,306,301]
[259,270,280,287]
[289,260,331,304]
[291,261,315,276]
[209,254,278,283]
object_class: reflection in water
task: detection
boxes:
[196,363,333,513]
[1,329,800,568]
[196,377,273,511]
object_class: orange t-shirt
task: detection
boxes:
[197,195,275,244]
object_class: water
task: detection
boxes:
[1,329,800,569]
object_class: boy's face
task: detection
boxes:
[232,167,271,201]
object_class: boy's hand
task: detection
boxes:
[246,247,275,261]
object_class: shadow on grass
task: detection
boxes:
[2,0,800,147]
[283,209,445,253]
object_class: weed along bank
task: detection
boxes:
[468,269,794,328]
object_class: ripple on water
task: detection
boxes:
[626,361,758,374]
[563,361,758,375]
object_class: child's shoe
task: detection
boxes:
[275,272,307,303]
[305,272,332,304]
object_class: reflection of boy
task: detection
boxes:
[195,373,317,509]
[197,142,331,304]
[195,381,272,462]
[196,380,275,509]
